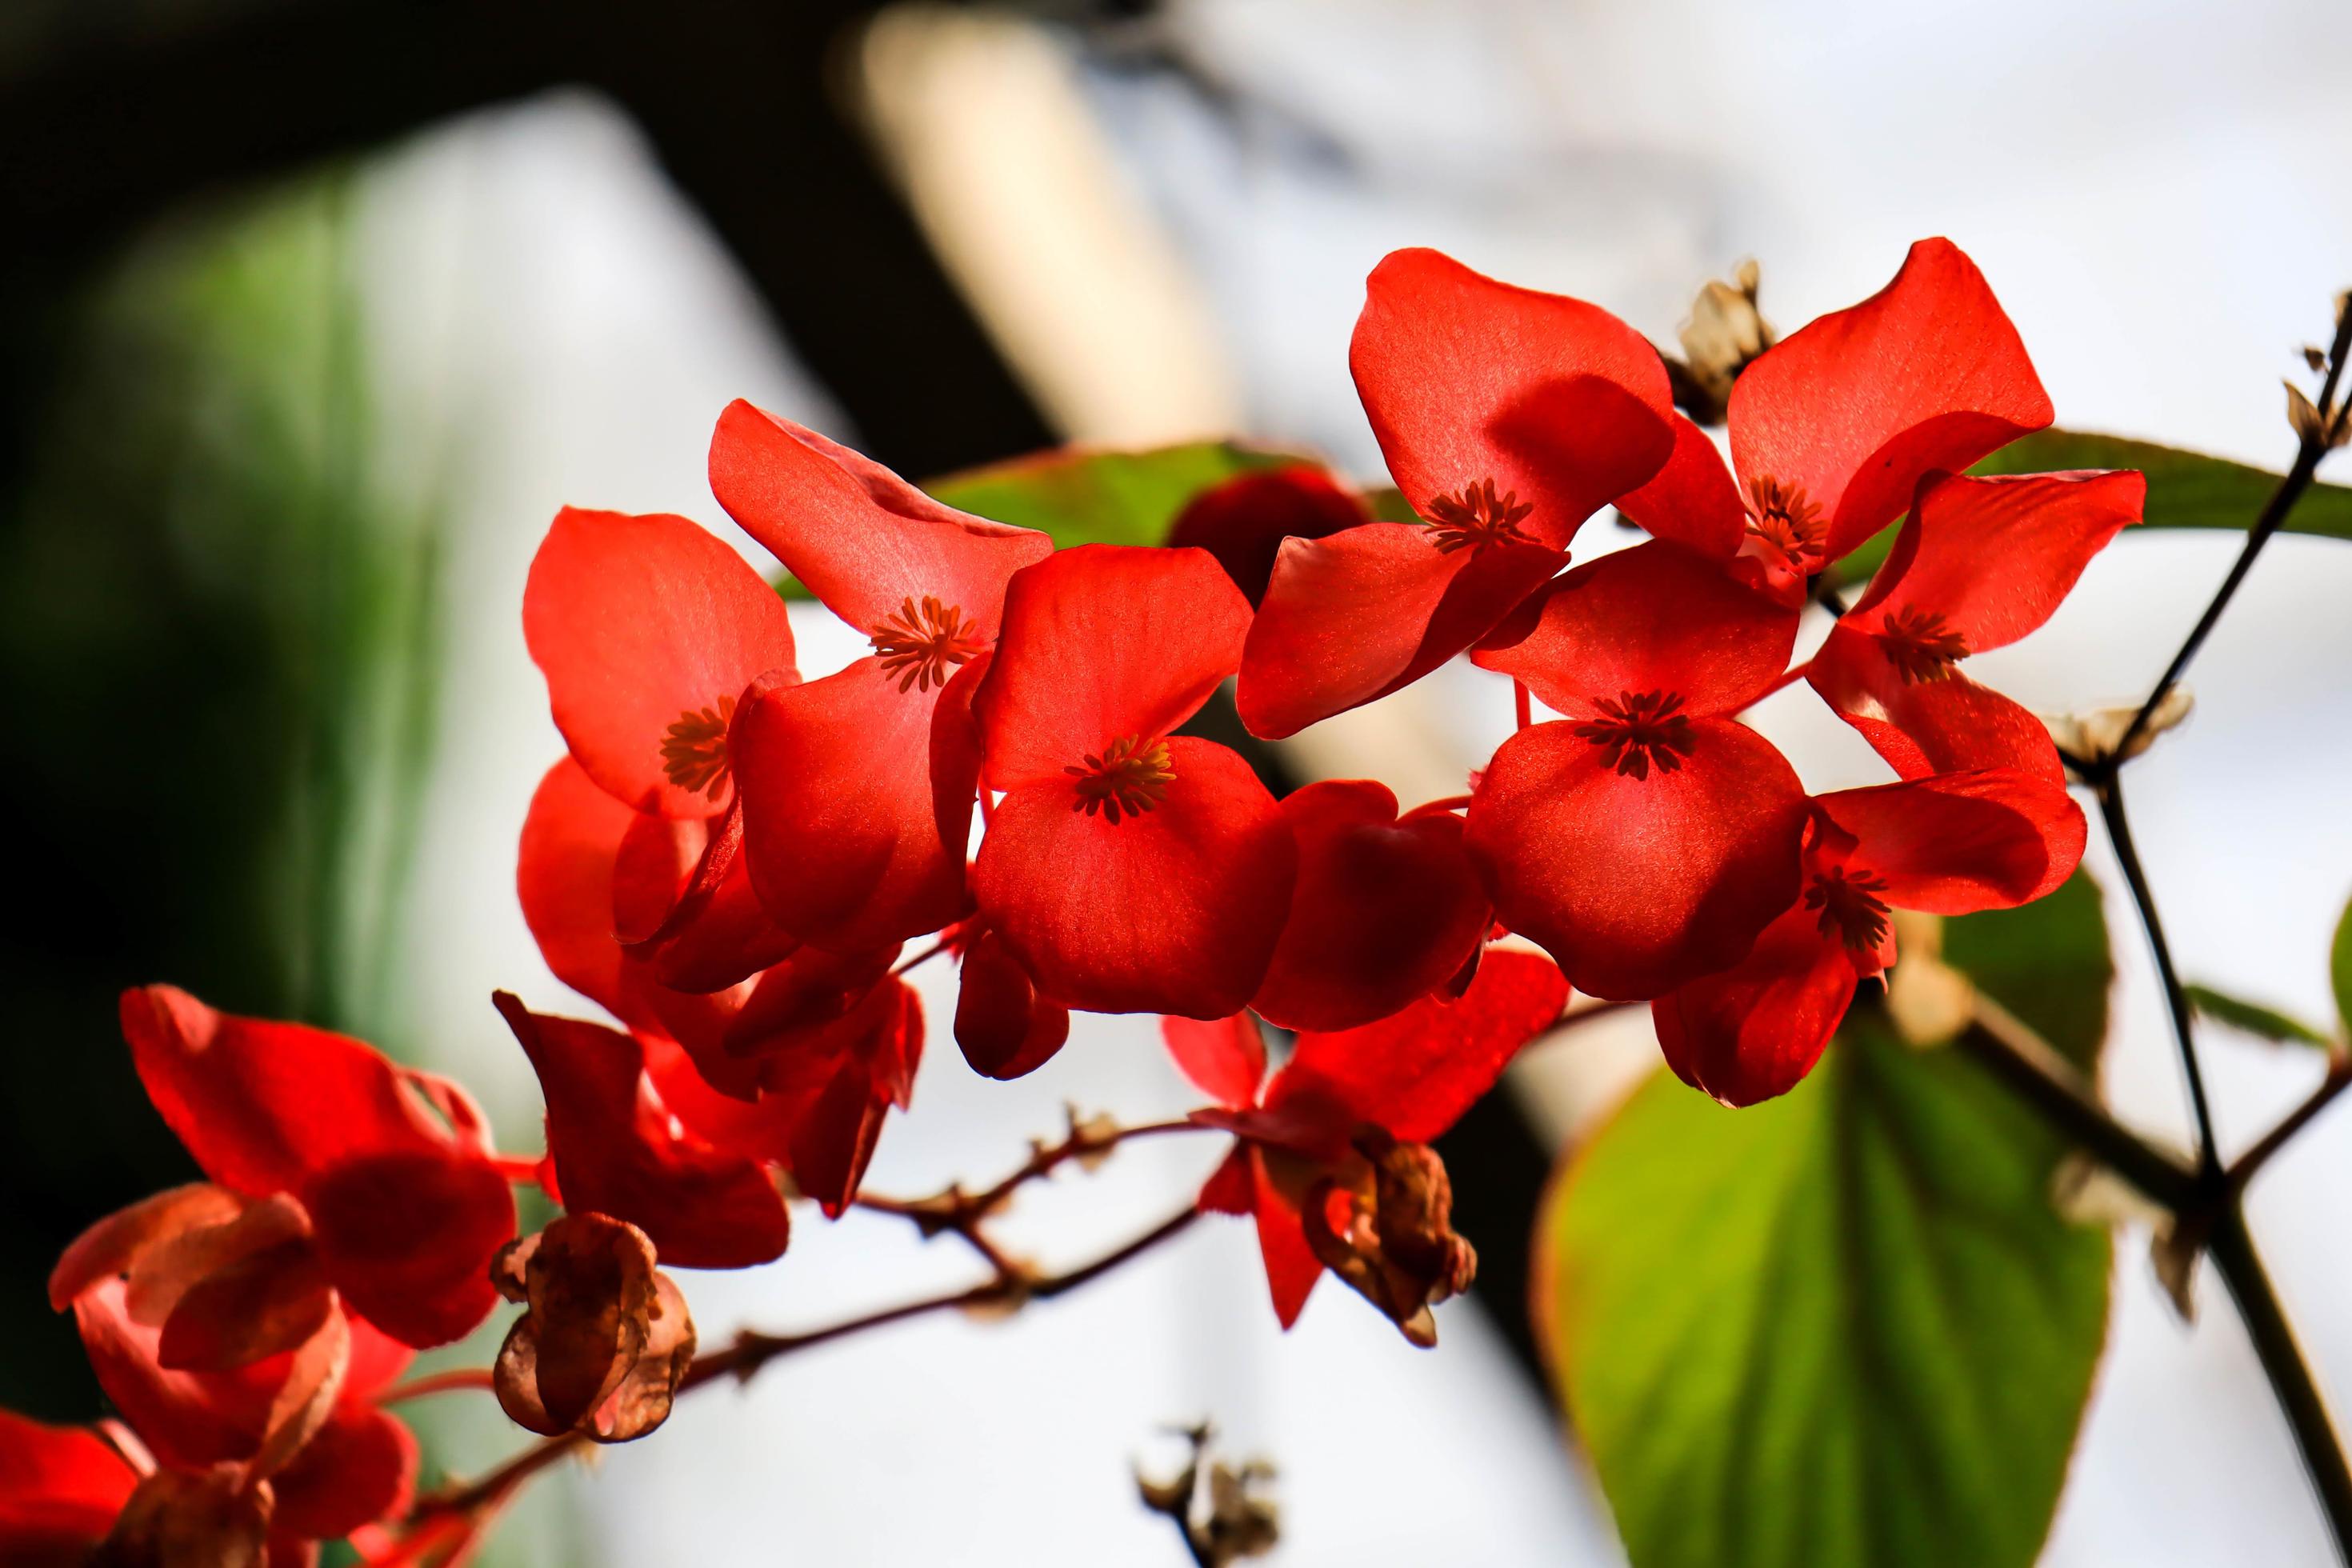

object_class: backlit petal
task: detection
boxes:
[1652,902,1858,1106]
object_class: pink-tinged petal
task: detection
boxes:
[1161,1014,1268,1110]
[1807,629,2069,786]
[1250,782,1490,1033]
[1236,525,1565,739]
[1267,950,1568,1143]
[494,995,790,1269]
[1652,902,1858,1106]
[1351,247,1674,543]
[708,400,1050,637]
[1819,768,2084,910]
[1473,538,1799,719]
[0,1410,136,1550]
[269,1406,416,1540]
[303,1149,515,1349]
[50,1184,244,1311]
[1166,464,1373,606]
[74,1278,281,1469]
[1612,412,1746,560]
[120,987,456,1199]
[1849,469,2145,654]
[954,927,1070,1080]
[1728,238,2054,562]
[734,659,969,950]
[973,738,1295,1018]
[974,546,1252,787]
[1465,718,1808,1000]
[522,506,798,818]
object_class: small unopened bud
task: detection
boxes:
[2287,382,2328,446]
[2042,687,2194,770]
[1886,913,1973,1047]
[1665,259,1775,426]
[493,1214,696,1445]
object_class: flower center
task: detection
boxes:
[1570,690,1696,780]
[1422,479,1534,554]
[1874,606,1970,683]
[1743,476,1825,564]
[869,596,987,694]
[1806,866,1893,952]
[1066,736,1176,824]
[661,694,737,800]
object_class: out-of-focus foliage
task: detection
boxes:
[1537,874,2114,1568]
[2332,894,2352,1040]
[2185,983,2334,1050]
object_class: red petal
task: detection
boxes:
[1250,782,1490,1032]
[1161,1013,1267,1110]
[50,1184,245,1311]
[1818,768,2085,910]
[268,1407,416,1541]
[303,1149,515,1348]
[928,648,990,869]
[973,738,1294,1018]
[953,928,1070,1080]
[0,1410,137,1531]
[1474,539,1798,718]
[522,506,798,818]
[757,979,925,1216]
[1351,247,1674,541]
[1251,1150,1323,1330]
[494,995,790,1269]
[1165,463,1373,606]
[1464,719,1807,999]
[1266,949,1567,1144]
[1848,469,2145,654]
[1728,238,2053,562]
[74,1278,279,1469]
[1195,1146,1255,1215]
[974,546,1252,787]
[518,760,650,1026]
[1652,902,1857,1106]
[1612,412,1746,560]
[733,660,967,950]
[155,1237,331,1373]
[708,400,1050,636]
[121,987,459,1199]
[1806,633,2068,785]
[1236,525,1563,739]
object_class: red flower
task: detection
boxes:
[1165,463,1373,607]
[709,402,1054,950]
[1614,237,2056,605]
[1466,540,1810,999]
[1249,781,1490,1033]
[970,545,1297,1018]
[515,757,922,1218]
[1235,248,1678,738]
[1652,768,2084,1106]
[1806,470,2146,782]
[0,1410,136,1562]
[1166,950,1567,1338]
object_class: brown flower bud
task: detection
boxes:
[94,1466,270,1568]
[1666,258,1775,426]
[1302,1131,1476,1348]
[493,1213,698,1443]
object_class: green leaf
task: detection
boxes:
[2185,983,2333,1050]
[1538,875,2113,1568]
[2332,894,2352,1039]
[1829,426,2352,587]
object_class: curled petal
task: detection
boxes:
[709,400,1051,640]
[494,994,790,1270]
[1161,1014,1268,1113]
[522,506,799,818]
[753,978,926,1216]
[1729,238,2053,562]
[1849,469,2145,654]
[1472,539,1799,719]
[1236,525,1563,740]
[1807,630,2069,786]
[1818,768,2084,909]
[1465,719,1808,1000]
[302,1149,516,1349]
[1268,949,1568,1148]
[50,1184,244,1312]
[155,1235,332,1375]
[1611,412,1746,560]
[953,928,1070,1081]
[1652,902,1859,1106]
[733,659,968,951]
[973,738,1295,1018]
[1166,463,1372,606]
[73,1280,288,1470]
[1302,1133,1475,1348]
[1351,246,1674,542]
[974,546,1252,787]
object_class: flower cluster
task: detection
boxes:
[0,235,2138,1561]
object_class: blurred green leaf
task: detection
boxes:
[1830,427,2352,586]
[770,440,1325,602]
[2186,983,2333,1050]
[2332,894,2352,1039]
[1538,875,2112,1568]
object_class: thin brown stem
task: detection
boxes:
[2229,1056,2352,1197]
